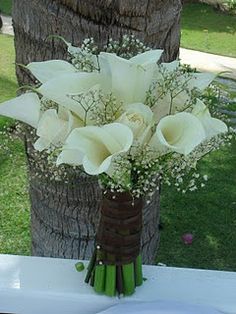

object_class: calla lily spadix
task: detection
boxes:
[0,92,41,128]
[192,99,228,139]
[149,112,206,155]
[34,107,81,152]
[38,72,108,122]
[26,60,77,83]
[57,123,133,175]
[99,50,163,104]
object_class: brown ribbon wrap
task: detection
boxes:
[96,191,143,265]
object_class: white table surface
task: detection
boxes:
[0,254,235,314]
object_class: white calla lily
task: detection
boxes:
[0,92,41,128]
[38,72,108,122]
[27,60,77,83]
[150,112,206,155]
[57,123,133,175]
[192,99,228,139]
[99,50,163,104]
[34,108,81,151]
[117,103,153,145]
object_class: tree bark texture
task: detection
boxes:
[12,0,182,264]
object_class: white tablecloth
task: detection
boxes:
[0,254,235,314]
[97,301,222,314]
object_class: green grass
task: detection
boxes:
[0,34,30,255]
[0,0,12,15]
[181,3,236,57]
[157,140,236,271]
[0,34,17,129]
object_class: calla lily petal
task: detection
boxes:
[38,72,107,121]
[59,123,133,175]
[57,149,84,166]
[34,108,80,151]
[99,52,160,104]
[192,99,228,139]
[150,112,206,155]
[0,92,41,128]
[34,137,51,152]
[189,72,215,91]
[27,60,77,83]
[129,49,163,65]
[161,60,180,73]
[34,109,67,151]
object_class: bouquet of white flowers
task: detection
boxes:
[0,36,231,297]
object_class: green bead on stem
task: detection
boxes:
[122,262,135,296]
[75,262,85,272]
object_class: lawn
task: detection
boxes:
[0,31,236,270]
[157,140,236,271]
[0,0,12,15]
[181,3,236,57]
[0,34,17,129]
[0,34,30,255]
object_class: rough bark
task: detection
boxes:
[12,0,181,264]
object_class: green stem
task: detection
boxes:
[135,255,143,286]
[90,269,95,287]
[84,250,96,283]
[105,265,116,297]
[94,265,106,293]
[122,263,135,296]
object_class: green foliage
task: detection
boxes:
[0,0,12,15]
[181,3,236,57]
[224,0,236,13]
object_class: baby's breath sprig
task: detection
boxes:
[68,35,150,71]
[146,64,199,113]
[105,34,150,59]
[68,88,101,126]
[90,93,123,126]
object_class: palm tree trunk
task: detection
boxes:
[12,0,182,264]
